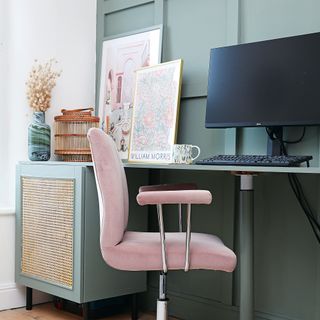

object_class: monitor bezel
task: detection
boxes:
[205,32,320,129]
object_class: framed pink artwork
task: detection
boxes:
[98,26,162,159]
[128,59,183,164]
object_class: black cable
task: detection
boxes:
[283,127,306,144]
[265,127,306,144]
[288,173,320,243]
[288,173,320,229]
[265,127,320,243]
[265,127,277,141]
[278,140,320,244]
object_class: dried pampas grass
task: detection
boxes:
[26,59,61,112]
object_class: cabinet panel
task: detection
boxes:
[16,163,147,304]
[16,164,83,302]
[21,177,74,289]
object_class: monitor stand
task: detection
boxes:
[266,126,283,156]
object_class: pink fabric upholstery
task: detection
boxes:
[88,128,237,274]
[104,231,237,272]
[137,190,212,205]
[87,128,129,247]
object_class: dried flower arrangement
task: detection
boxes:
[26,59,61,112]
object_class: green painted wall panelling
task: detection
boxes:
[96,0,320,319]
[103,3,155,37]
[177,98,226,158]
[240,0,320,43]
[237,0,320,165]
[253,174,320,320]
[164,0,239,98]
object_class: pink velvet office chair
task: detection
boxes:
[87,128,236,320]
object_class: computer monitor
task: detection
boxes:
[205,32,320,155]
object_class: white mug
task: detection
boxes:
[172,144,201,164]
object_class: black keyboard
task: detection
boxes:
[196,154,312,167]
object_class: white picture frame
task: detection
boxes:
[98,25,162,159]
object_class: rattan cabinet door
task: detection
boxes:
[15,164,84,303]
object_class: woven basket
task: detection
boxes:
[54,108,99,162]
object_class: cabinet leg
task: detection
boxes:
[82,302,89,320]
[131,293,138,320]
[26,287,33,310]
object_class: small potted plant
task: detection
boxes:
[26,59,61,161]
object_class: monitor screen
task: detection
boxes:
[205,32,320,128]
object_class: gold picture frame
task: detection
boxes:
[128,59,183,164]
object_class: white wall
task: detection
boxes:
[0,0,9,208]
[6,0,97,205]
[0,0,96,310]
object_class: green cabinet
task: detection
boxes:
[15,162,147,304]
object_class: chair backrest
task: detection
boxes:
[87,128,129,247]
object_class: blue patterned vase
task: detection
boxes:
[28,112,51,161]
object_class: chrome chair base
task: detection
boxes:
[156,299,168,320]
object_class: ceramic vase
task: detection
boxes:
[28,111,51,161]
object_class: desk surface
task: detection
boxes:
[20,161,320,174]
[125,162,320,174]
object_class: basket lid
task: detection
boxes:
[54,107,100,122]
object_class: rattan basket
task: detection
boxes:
[54,108,99,162]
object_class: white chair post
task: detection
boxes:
[156,272,168,320]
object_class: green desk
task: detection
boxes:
[16,161,318,320]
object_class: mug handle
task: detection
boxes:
[191,145,201,161]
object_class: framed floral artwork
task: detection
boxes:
[98,25,162,159]
[128,59,183,164]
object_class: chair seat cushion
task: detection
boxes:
[137,189,212,205]
[102,231,237,272]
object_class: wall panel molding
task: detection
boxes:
[103,0,154,14]
[154,0,164,25]
[164,0,240,99]
[226,0,240,45]
[144,286,301,320]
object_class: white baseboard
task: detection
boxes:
[0,208,51,311]
[0,207,15,216]
[0,283,52,311]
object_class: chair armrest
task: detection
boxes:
[139,183,199,234]
[136,189,212,206]
[137,186,212,273]
[139,183,198,193]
